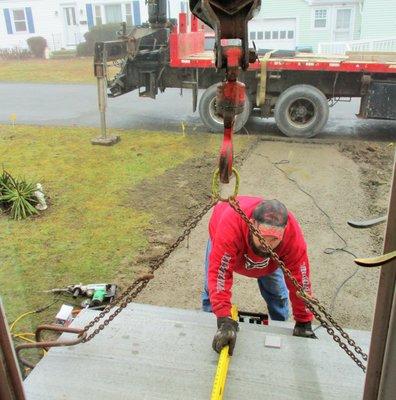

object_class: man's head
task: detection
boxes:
[249,199,288,256]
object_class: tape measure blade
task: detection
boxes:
[211,347,230,400]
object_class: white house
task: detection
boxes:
[2,0,393,54]
[0,0,190,51]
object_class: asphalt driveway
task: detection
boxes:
[1,82,396,141]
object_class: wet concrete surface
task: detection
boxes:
[1,82,396,141]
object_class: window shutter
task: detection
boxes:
[133,2,141,26]
[86,4,94,28]
[3,8,13,34]
[25,7,35,33]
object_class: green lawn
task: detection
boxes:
[0,58,94,84]
[0,124,251,336]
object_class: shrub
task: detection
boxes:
[77,23,121,56]
[26,36,47,58]
[0,170,39,220]
[0,48,32,60]
[50,49,77,59]
[76,42,90,57]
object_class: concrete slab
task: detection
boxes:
[24,303,369,400]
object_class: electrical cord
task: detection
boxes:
[10,296,62,346]
[10,297,61,331]
[259,156,361,329]
[242,126,250,135]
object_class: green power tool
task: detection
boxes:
[44,283,118,309]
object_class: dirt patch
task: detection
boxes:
[119,138,394,331]
[338,141,394,250]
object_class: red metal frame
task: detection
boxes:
[169,13,205,62]
[170,14,396,74]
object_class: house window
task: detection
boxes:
[125,3,132,25]
[288,30,294,39]
[336,9,352,30]
[95,5,102,25]
[12,9,27,32]
[64,7,77,27]
[257,31,263,40]
[334,8,352,41]
[250,31,256,40]
[314,9,327,28]
[272,31,279,39]
[265,31,271,40]
[105,4,122,23]
[280,30,286,39]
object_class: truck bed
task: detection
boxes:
[173,48,396,74]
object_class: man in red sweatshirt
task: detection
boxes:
[202,196,316,355]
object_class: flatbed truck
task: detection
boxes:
[94,7,396,138]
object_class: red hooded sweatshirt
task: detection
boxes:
[208,196,313,323]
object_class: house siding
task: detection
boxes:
[353,7,361,40]
[254,0,326,50]
[252,0,361,51]
[0,0,64,50]
[0,0,367,52]
[360,0,396,40]
[0,0,150,50]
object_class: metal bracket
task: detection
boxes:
[15,325,87,370]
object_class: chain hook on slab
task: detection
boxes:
[15,325,87,369]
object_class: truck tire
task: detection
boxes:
[199,83,251,133]
[274,84,329,138]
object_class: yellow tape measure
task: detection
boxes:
[210,305,238,400]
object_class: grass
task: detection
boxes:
[0,124,252,336]
[0,58,94,84]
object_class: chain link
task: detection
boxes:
[226,196,368,372]
[80,199,217,343]
[303,301,367,372]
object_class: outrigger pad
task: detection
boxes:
[91,136,121,146]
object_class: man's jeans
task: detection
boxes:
[201,240,290,321]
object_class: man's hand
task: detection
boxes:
[293,321,317,339]
[212,317,239,355]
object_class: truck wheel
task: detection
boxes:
[199,83,251,133]
[274,84,329,138]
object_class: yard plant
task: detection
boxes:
[0,170,39,220]
[26,36,47,58]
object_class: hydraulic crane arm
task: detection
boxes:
[189,1,261,183]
